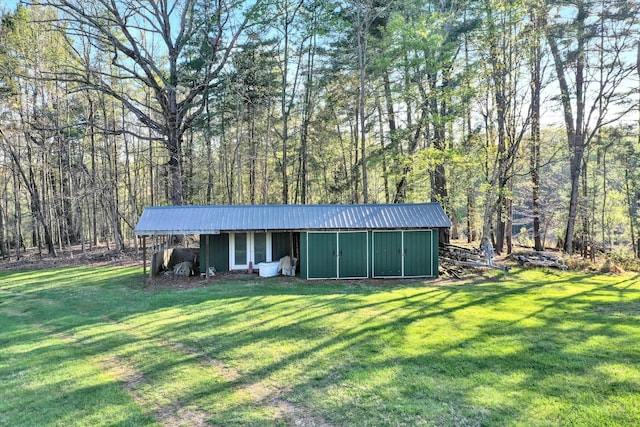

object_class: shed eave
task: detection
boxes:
[134,229,221,237]
[134,202,452,234]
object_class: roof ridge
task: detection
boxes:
[135,203,451,236]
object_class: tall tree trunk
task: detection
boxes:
[263,91,273,204]
[466,190,474,243]
[0,198,5,260]
[376,95,390,203]
[530,4,543,251]
[1,129,56,256]
[505,183,513,254]
[13,168,24,259]
[250,104,257,205]
[280,8,292,205]
[89,98,98,247]
[623,170,636,257]
[493,73,508,255]
[428,70,449,208]
[547,8,586,255]
[235,95,242,204]
[205,99,215,204]
[299,27,316,205]
[355,7,369,204]
[352,113,360,203]
[636,42,640,257]
[167,131,184,206]
[122,103,138,249]
[393,107,426,203]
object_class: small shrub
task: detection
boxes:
[608,248,640,272]
[514,228,533,248]
[564,256,598,272]
[600,259,625,274]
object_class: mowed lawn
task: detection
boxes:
[1,267,639,426]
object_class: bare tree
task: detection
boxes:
[44,0,262,206]
[528,0,544,251]
[546,0,639,254]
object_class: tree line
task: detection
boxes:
[0,0,639,260]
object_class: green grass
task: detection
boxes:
[1,267,639,426]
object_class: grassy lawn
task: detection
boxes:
[1,267,639,426]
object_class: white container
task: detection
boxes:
[258,261,280,277]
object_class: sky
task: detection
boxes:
[0,0,21,13]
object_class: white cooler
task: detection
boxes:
[258,261,280,277]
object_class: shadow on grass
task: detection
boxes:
[1,266,640,425]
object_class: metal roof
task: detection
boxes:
[134,203,452,236]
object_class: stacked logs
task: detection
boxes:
[438,243,507,278]
[512,252,568,270]
[439,244,569,278]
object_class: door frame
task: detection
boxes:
[403,230,435,277]
[229,232,272,270]
[305,231,369,280]
[337,231,369,279]
[306,231,337,279]
[372,230,435,278]
[372,230,404,278]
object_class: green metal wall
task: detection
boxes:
[307,232,338,279]
[201,228,439,279]
[338,232,368,278]
[200,234,230,273]
[254,232,267,264]
[372,230,438,278]
[404,230,433,277]
[272,232,290,261]
[372,231,403,277]
[301,231,369,279]
[431,230,439,275]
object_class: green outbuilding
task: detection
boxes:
[134,203,451,279]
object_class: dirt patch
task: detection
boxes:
[270,397,333,427]
[102,355,211,427]
[159,406,209,427]
[0,244,141,271]
[163,339,241,382]
[143,271,273,289]
[101,356,146,396]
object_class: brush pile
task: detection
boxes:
[512,252,568,270]
[439,243,507,278]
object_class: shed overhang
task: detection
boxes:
[134,203,451,237]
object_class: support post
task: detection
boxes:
[289,232,294,257]
[205,234,210,280]
[142,236,147,280]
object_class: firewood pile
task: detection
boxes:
[439,243,507,278]
[440,243,483,263]
[439,244,568,278]
[173,261,195,277]
[511,252,568,270]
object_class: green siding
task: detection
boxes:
[372,230,438,278]
[432,230,439,275]
[307,232,338,279]
[202,228,440,280]
[272,232,290,261]
[404,230,433,277]
[200,234,229,273]
[373,231,402,277]
[338,232,368,278]
[254,232,267,264]
[300,232,308,279]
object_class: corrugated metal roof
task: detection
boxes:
[134,203,452,236]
